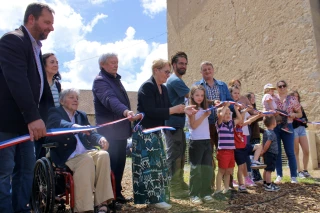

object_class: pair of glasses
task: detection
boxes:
[159,69,171,75]
[278,85,286,89]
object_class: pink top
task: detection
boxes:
[273,95,301,123]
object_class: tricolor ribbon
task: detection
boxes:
[0,112,175,149]
[275,109,320,125]
[142,126,176,134]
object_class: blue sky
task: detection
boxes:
[0,0,167,91]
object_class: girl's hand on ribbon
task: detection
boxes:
[213,100,220,105]
[204,110,211,117]
[184,105,198,116]
[223,101,230,107]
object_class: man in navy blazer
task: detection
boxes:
[0,3,54,212]
[45,88,114,212]
[46,106,103,167]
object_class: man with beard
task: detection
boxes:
[0,3,54,212]
[164,52,190,198]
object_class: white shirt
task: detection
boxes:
[242,112,250,136]
[65,110,87,160]
[188,108,210,140]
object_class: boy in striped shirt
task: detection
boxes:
[214,102,242,195]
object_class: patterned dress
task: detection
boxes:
[132,130,170,204]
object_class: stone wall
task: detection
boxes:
[167,0,320,166]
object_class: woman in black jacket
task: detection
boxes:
[132,59,194,210]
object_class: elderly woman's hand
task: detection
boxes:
[99,137,109,150]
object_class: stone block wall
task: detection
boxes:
[167,0,320,166]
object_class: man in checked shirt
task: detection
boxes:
[194,61,233,190]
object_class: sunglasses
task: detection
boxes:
[278,85,287,89]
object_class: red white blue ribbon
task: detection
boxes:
[0,112,175,149]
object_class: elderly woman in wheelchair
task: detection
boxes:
[45,88,114,213]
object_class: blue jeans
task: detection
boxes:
[0,132,35,213]
[274,123,297,178]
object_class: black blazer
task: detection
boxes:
[0,26,54,133]
[46,106,102,167]
[137,76,171,129]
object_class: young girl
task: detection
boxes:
[233,107,265,192]
[214,101,241,196]
[230,86,264,188]
[187,85,214,205]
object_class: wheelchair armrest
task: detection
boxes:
[42,142,59,149]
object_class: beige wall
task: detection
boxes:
[167,0,320,166]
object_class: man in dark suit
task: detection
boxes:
[0,3,54,212]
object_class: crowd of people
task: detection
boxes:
[0,2,313,213]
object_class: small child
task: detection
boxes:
[262,83,291,133]
[234,107,266,193]
[214,102,241,196]
[261,116,280,192]
[187,85,214,205]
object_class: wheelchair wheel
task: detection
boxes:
[32,158,55,213]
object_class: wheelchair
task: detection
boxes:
[31,143,117,213]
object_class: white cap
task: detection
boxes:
[263,83,276,90]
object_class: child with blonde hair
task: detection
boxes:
[187,85,214,205]
[214,102,241,196]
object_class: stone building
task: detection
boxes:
[167,0,320,168]
[78,89,138,125]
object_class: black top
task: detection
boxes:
[137,76,171,129]
[293,107,308,129]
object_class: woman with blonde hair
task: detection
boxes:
[131,59,195,210]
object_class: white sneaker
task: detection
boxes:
[190,196,203,205]
[274,176,282,183]
[251,160,264,165]
[298,171,305,178]
[153,202,172,210]
[203,195,214,203]
[291,177,298,183]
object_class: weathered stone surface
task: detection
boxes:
[167,0,320,165]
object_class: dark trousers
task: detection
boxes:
[163,129,186,186]
[189,139,213,197]
[0,132,35,213]
[108,139,127,197]
[34,137,46,160]
[209,124,217,188]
